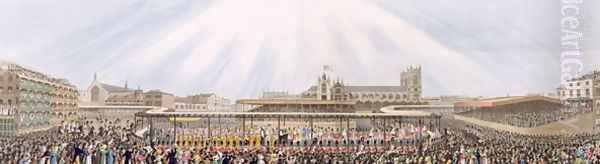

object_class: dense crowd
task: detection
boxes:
[504,107,593,127]
[3,116,600,163]
[0,117,138,163]
[462,123,600,163]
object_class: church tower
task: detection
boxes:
[317,65,335,100]
[401,65,422,101]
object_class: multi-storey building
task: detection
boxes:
[174,96,208,111]
[105,89,145,106]
[174,93,230,111]
[0,61,78,136]
[558,70,600,109]
[144,90,175,109]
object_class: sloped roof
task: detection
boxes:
[137,111,438,118]
[454,96,561,108]
[237,99,356,105]
[195,93,215,97]
[100,83,132,93]
[145,90,174,96]
[346,86,406,92]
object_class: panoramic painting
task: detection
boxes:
[1,0,599,163]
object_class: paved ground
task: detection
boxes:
[453,112,600,136]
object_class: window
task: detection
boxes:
[586,89,591,96]
[576,89,581,97]
[577,82,581,86]
[570,83,573,87]
[586,81,590,85]
[7,87,12,93]
[569,90,573,96]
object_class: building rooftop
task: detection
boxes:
[306,85,407,93]
[101,83,133,93]
[136,110,438,118]
[454,96,561,108]
[145,89,174,96]
[567,70,600,81]
[237,98,356,105]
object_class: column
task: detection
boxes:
[149,117,154,146]
[277,116,281,146]
[346,118,350,148]
[383,118,387,145]
[172,116,177,144]
[208,118,211,138]
[309,117,314,145]
[242,117,246,137]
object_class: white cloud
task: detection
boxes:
[1,0,586,99]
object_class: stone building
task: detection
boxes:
[0,61,78,136]
[174,93,230,111]
[144,90,175,109]
[105,89,145,106]
[82,75,138,106]
[174,96,207,111]
[239,65,424,113]
[557,70,600,109]
[302,65,423,107]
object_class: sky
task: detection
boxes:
[1,0,598,100]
